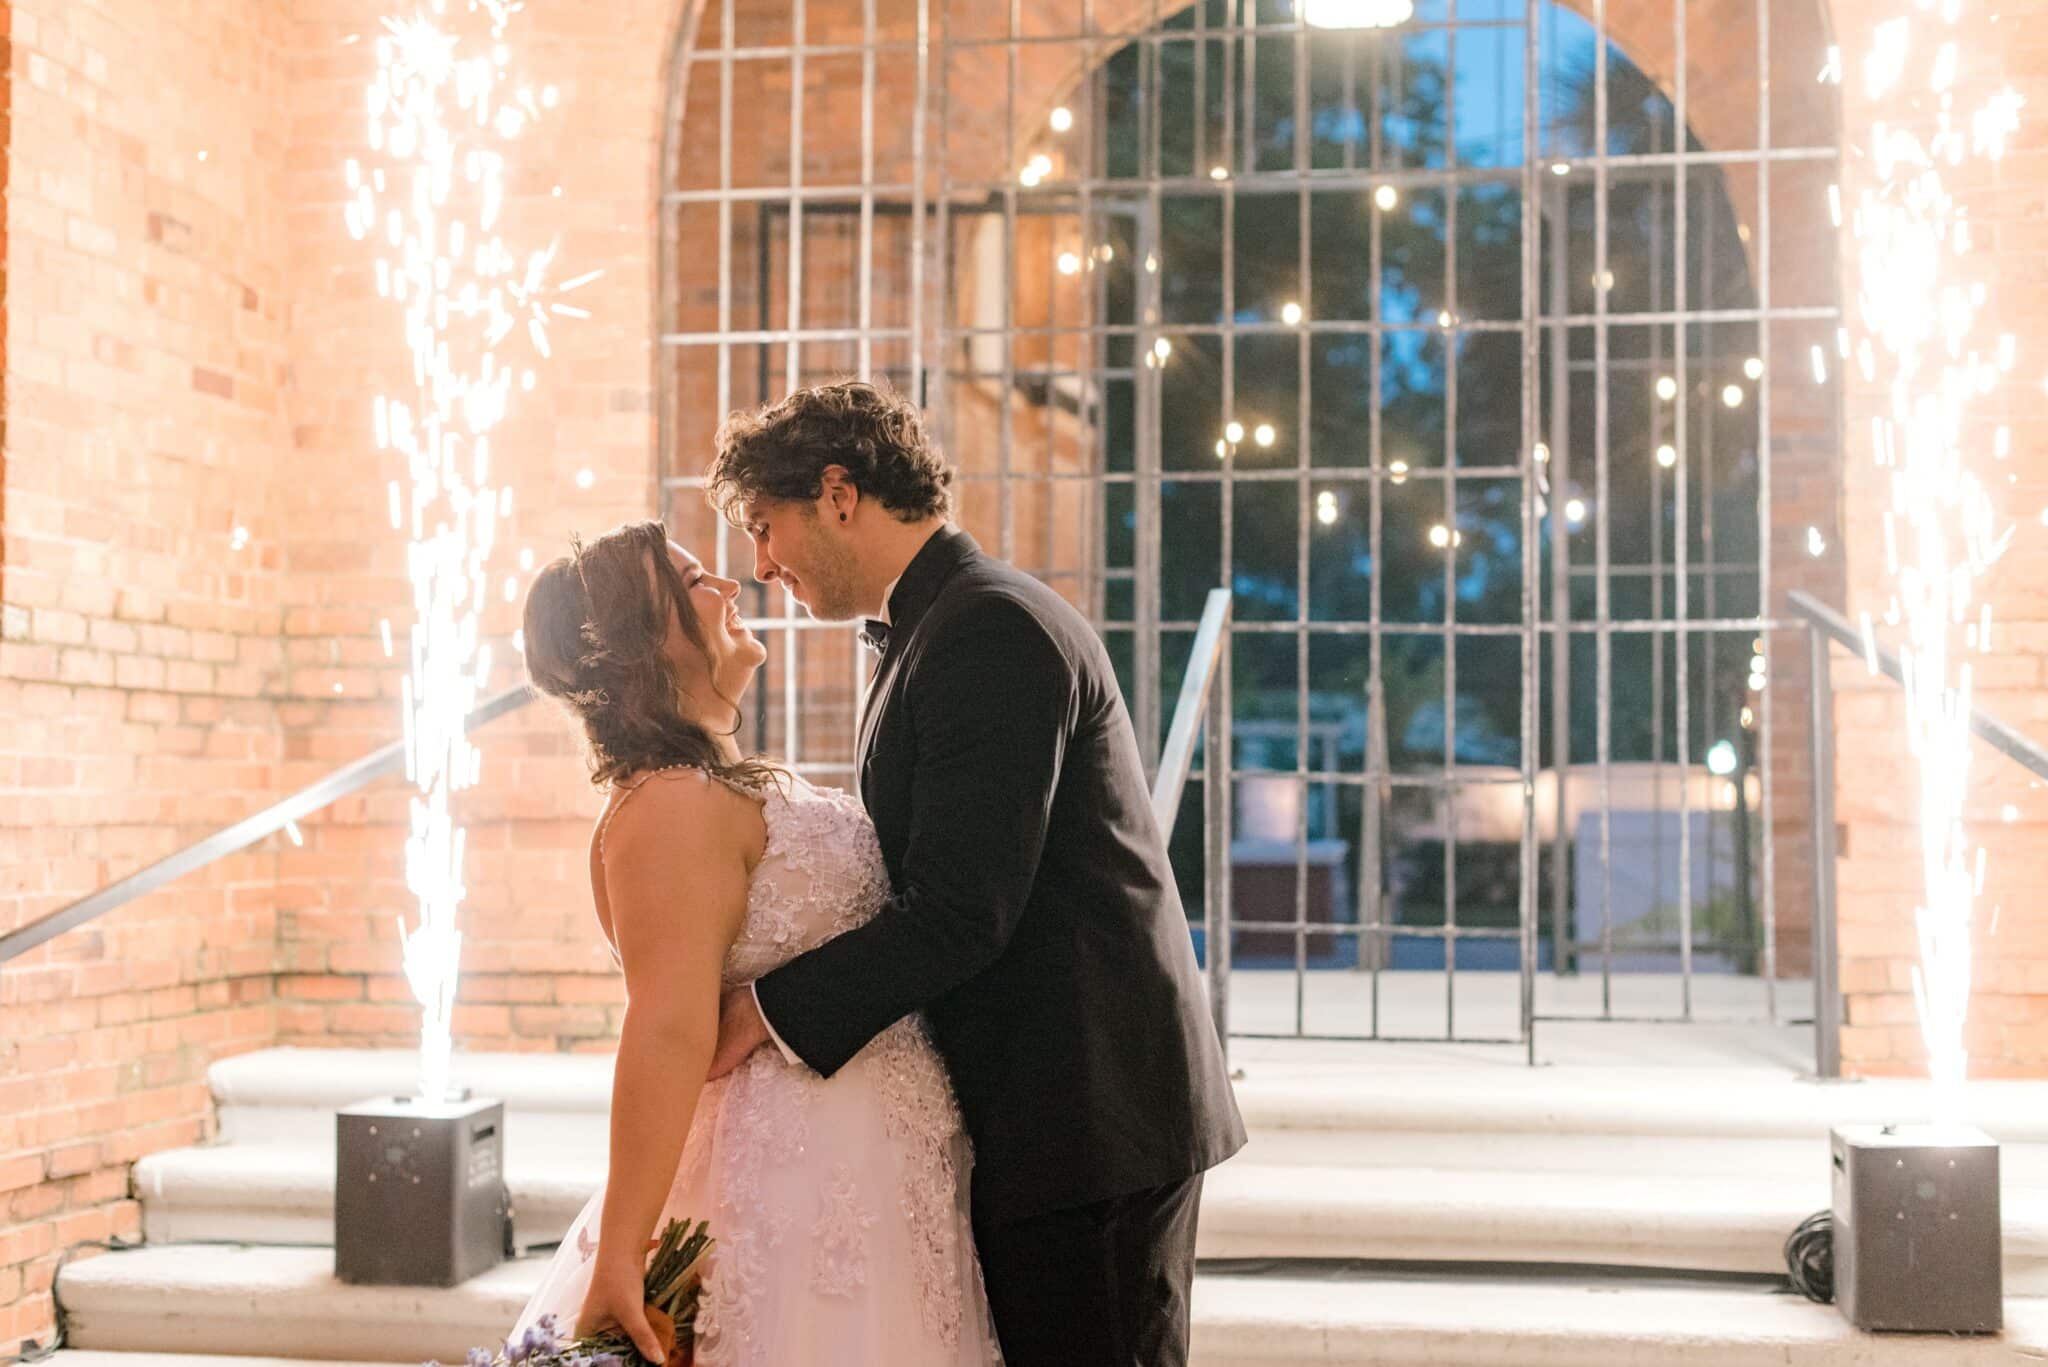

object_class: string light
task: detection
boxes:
[1373,184,1399,211]
[1049,105,1074,132]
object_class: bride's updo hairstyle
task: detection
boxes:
[523,518,784,793]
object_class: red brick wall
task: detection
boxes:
[0,0,292,1347]
[1832,0,2048,1077]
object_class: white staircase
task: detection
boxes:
[50,1038,2048,1365]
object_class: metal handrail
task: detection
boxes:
[0,685,537,967]
[1150,589,1234,833]
[5,589,1244,975]
[1146,588,1235,1057]
[1788,591,2048,780]
[1788,589,2048,1078]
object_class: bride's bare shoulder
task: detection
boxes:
[598,766,768,869]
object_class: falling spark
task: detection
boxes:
[1807,526,1828,556]
[1811,345,1828,385]
[1849,0,2023,1121]
[352,0,591,1106]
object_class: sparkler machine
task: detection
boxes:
[1830,1124,2002,1333]
[335,1091,510,1286]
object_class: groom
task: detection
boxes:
[704,381,1244,1365]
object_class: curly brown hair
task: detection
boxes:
[706,379,954,525]
[521,519,785,792]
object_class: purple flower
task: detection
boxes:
[467,1348,494,1367]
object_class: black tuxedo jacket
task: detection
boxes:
[753,526,1245,1223]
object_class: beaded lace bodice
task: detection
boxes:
[720,771,894,986]
[593,765,984,1364]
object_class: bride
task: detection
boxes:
[513,518,1001,1366]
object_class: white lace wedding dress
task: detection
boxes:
[510,768,1003,1366]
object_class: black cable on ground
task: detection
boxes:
[1784,1209,1834,1304]
[0,1233,153,1365]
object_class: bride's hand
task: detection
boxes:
[576,1251,668,1364]
[706,985,769,1080]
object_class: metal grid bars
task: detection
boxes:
[656,0,1841,1050]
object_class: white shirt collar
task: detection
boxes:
[877,574,902,626]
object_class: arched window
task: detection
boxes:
[658,0,1840,1042]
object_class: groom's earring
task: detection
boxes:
[839,513,848,522]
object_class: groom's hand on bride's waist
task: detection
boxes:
[706,985,771,1080]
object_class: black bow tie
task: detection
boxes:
[859,619,890,653]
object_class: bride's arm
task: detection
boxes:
[580,777,758,1355]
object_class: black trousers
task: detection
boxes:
[972,1174,1204,1367]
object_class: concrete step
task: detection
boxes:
[203,1045,2048,1158]
[128,1135,2048,1290]
[54,1244,2048,1366]
[135,1134,600,1253]
[49,1356,403,1367]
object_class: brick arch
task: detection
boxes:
[654,0,1842,979]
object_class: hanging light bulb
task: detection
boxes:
[1302,0,1415,28]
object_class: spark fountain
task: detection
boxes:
[1820,0,2019,1335]
[331,0,595,1287]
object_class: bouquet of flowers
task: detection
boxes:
[437,1219,715,1367]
